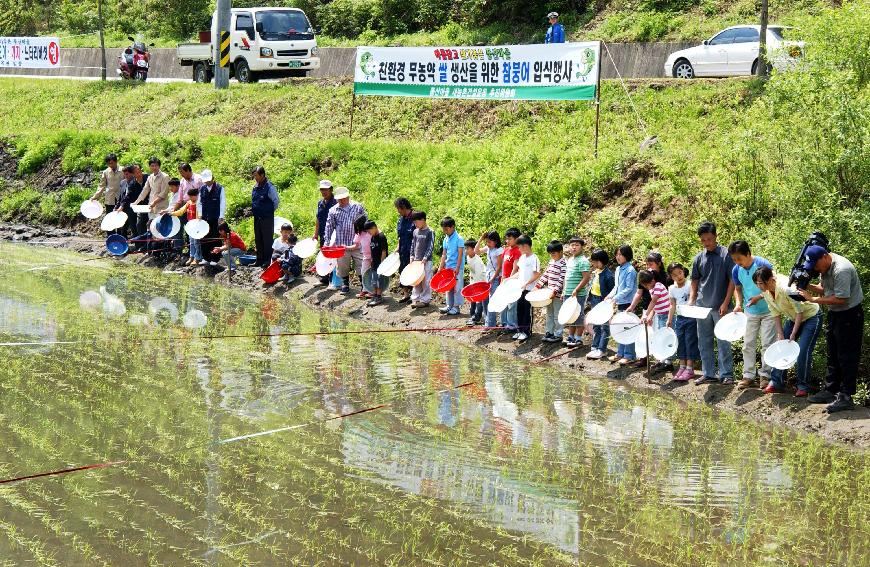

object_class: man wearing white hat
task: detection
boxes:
[198,169,226,264]
[323,186,367,293]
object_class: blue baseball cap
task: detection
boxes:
[802,245,828,270]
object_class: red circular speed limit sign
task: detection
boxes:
[48,41,59,65]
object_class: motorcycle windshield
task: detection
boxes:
[256,10,314,40]
[133,42,146,52]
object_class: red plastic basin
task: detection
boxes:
[462,281,491,303]
[431,269,458,294]
[320,246,346,259]
[260,261,283,284]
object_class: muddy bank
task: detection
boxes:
[4,221,869,449]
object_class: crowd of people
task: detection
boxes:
[91,154,865,414]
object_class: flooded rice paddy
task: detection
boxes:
[0,243,868,566]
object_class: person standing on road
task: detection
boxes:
[251,165,279,268]
[133,157,170,219]
[545,12,565,44]
[90,153,124,216]
[323,187,367,293]
[313,180,337,285]
[395,197,416,303]
[689,221,736,385]
[198,169,225,264]
[798,246,865,413]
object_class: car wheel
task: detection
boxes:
[234,59,256,83]
[751,59,772,76]
[193,63,211,83]
[673,59,694,79]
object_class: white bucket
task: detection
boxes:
[526,287,554,308]
[80,200,103,219]
[184,219,209,239]
[650,327,678,361]
[292,238,318,260]
[610,311,641,345]
[558,296,581,325]
[587,299,616,326]
[131,204,151,214]
[315,252,338,277]
[399,261,426,287]
[714,312,748,342]
[377,252,402,277]
[677,305,711,319]
[100,211,128,231]
[763,339,801,370]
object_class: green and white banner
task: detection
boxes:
[354,42,600,101]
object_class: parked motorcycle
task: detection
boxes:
[117,37,154,81]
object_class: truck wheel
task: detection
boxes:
[193,63,212,83]
[235,59,256,83]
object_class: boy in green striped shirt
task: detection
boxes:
[563,237,593,346]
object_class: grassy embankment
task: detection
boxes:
[0,2,868,391]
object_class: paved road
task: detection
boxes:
[0,74,284,84]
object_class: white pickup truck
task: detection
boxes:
[177,6,320,83]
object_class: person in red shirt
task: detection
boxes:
[212,222,247,273]
[500,227,522,333]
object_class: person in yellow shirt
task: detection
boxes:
[753,266,821,397]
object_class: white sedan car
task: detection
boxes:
[665,25,803,79]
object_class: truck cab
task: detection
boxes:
[179,6,320,83]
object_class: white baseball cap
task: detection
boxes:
[334,186,350,199]
[200,169,214,182]
[319,179,333,190]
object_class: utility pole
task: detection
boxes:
[98,0,106,81]
[215,0,231,89]
[757,0,769,79]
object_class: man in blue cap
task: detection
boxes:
[545,12,565,44]
[798,246,864,413]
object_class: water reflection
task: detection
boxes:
[343,420,582,555]
[0,244,862,566]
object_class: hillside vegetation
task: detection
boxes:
[5,0,836,48]
[0,2,868,383]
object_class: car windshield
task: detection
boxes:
[256,10,313,39]
[768,26,785,41]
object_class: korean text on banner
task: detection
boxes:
[354,43,600,101]
[0,37,61,69]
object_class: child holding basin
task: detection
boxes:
[666,262,700,382]
[535,240,566,343]
[510,235,540,343]
[171,187,202,266]
[476,231,503,329]
[586,249,615,360]
[465,240,486,326]
[605,245,638,365]
[563,237,592,347]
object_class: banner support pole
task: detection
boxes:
[594,40,603,159]
[349,89,356,139]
